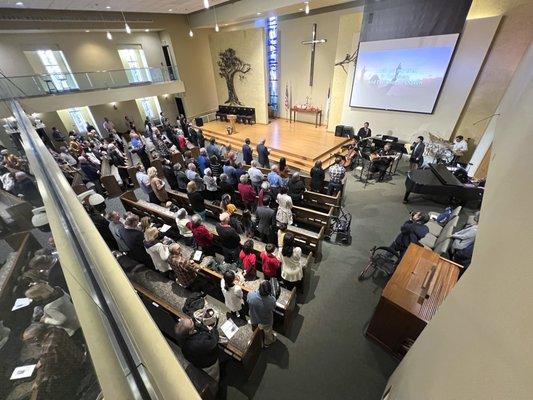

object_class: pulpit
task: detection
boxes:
[227,114,237,134]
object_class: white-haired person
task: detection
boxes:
[175,208,194,246]
[216,212,241,263]
[143,226,172,276]
[238,173,257,211]
[203,168,218,200]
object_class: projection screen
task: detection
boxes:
[349,34,460,114]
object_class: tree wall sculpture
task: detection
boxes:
[217,48,251,105]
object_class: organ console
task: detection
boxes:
[365,244,462,359]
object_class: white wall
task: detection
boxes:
[340,16,501,142]
[384,43,533,400]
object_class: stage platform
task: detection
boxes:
[198,119,350,170]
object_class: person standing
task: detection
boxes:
[255,196,276,244]
[260,243,281,278]
[310,160,325,193]
[327,157,346,195]
[242,138,253,165]
[239,239,257,281]
[187,181,206,220]
[148,166,169,204]
[256,139,270,168]
[187,214,215,255]
[174,317,220,382]
[106,211,130,252]
[276,186,293,226]
[216,212,241,263]
[136,165,159,204]
[248,160,264,193]
[356,122,371,139]
[238,174,257,211]
[247,281,277,348]
[409,136,425,171]
[280,233,305,291]
[144,227,172,275]
[221,270,245,320]
[175,208,194,246]
[102,117,115,138]
[452,135,468,164]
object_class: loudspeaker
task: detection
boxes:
[195,117,204,127]
[343,126,354,138]
[335,125,344,137]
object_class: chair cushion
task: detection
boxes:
[420,233,437,249]
[426,220,444,236]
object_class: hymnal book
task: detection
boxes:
[10,364,36,380]
[220,319,239,340]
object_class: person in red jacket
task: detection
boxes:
[187,214,215,255]
[239,239,257,281]
[260,243,281,278]
[238,174,257,212]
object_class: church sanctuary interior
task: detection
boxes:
[0,0,532,399]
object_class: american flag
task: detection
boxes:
[284,83,289,110]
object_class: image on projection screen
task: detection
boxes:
[349,34,459,114]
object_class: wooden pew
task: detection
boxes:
[0,189,34,231]
[240,164,344,207]
[99,158,122,197]
[130,268,262,377]
[167,189,324,260]
[119,191,300,331]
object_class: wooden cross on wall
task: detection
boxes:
[301,23,327,87]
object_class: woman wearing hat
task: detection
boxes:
[143,227,172,275]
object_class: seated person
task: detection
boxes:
[390,211,430,257]
[450,214,478,256]
[371,143,396,182]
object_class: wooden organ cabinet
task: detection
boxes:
[366,244,462,359]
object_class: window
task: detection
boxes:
[36,50,78,91]
[137,97,162,122]
[68,108,87,133]
[118,48,151,83]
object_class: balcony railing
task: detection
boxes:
[0,65,180,100]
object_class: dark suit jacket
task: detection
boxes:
[356,127,371,139]
[410,142,425,164]
[119,226,154,268]
[256,144,270,166]
[242,144,253,164]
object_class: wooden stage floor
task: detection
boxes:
[199,119,350,170]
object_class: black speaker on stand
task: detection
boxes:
[335,125,344,137]
[194,117,204,127]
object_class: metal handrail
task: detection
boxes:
[8,98,200,400]
[0,65,181,79]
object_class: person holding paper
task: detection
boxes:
[221,270,246,320]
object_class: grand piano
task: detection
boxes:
[403,163,484,208]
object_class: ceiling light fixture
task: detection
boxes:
[257,12,262,15]
[106,5,111,9]
[121,11,131,34]
[213,6,219,32]
[186,15,194,37]
[304,1,310,14]
[203,0,210,9]
[85,30,90,32]
[15,2,24,6]
[106,31,113,40]
[168,8,172,11]
[145,28,150,32]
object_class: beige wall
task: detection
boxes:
[384,43,533,400]
[0,30,166,77]
[340,16,501,142]
[89,100,144,133]
[453,2,533,156]
[327,12,363,131]
[278,8,359,124]
[208,28,269,124]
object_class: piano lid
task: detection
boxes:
[429,164,463,187]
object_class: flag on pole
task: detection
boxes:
[284,84,289,110]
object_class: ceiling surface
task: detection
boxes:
[0,0,231,14]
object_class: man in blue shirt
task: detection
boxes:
[206,138,220,159]
[135,165,159,204]
[247,281,277,347]
[267,165,283,188]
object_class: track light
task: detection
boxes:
[106,31,113,40]
[125,23,131,34]
[189,29,194,37]
[203,0,210,9]
[213,6,219,32]
[304,1,310,14]
[215,23,219,32]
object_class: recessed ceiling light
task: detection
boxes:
[168,8,173,11]
[299,8,303,11]
[85,30,90,32]
[145,28,150,32]
[106,6,111,9]
[257,12,262,15]
[16,1,24,5]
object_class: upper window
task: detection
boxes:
[118,48,151,83]
[35,50,78,91]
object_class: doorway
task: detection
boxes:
[162,45,176,81]
[175,97,186,118]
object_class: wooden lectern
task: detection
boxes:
[227,114,237,134]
